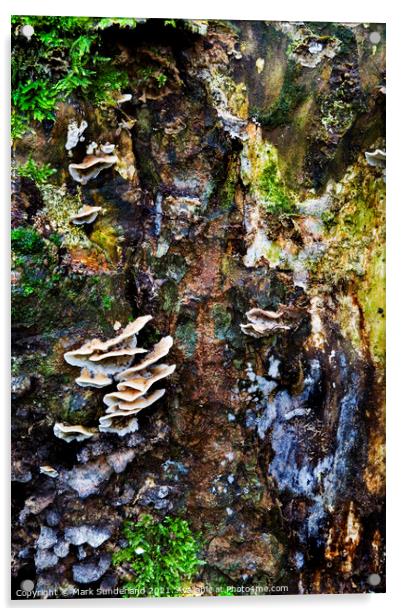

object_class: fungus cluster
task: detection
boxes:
[56,317,175,439]
[240,308,291,338]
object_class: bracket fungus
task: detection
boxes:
[68,146,118,185]
[64,316,152,384]
[61,318,175,438]
[240,308,291,338]
[53,422,95,443]
[70,205,102,226]
[75,368,112,389]
[365,149,386,167]
[99,337,175,436]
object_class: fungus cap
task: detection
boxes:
[116,363,176,393]
[104,388,166,412]
[53,422,95,443]
[68,153,118,185]
[75,368,112,389]
[365,149,386,167]
[117,336,173,380]
[70,205,102,226]
[64,316,152,376]
[98,414,139,436]
[241,308,291,338]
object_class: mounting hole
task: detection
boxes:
[20,579,34,592]
[369,32,381,45]
[367,573,381,586]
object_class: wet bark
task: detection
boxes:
[11,19,385,596]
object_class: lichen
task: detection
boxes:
[175,320,197,358]
[212,304,232,341]
[39,184,92,250]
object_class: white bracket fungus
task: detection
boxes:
[99,336,175,436]
[68,149,118,185]
[240,308,291,338]
[64,316,152,381]
[365,149,386,167]
[53,422,95,443]
[39,465,59,478]
[70,205,102,226]
[59,318,175,439]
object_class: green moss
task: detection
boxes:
[60,389,98,424]
[259,159,295,216]
[38,184,90,250]
[11,226,44,255]
[357,245,385,364]
[308,159,385,364]
[11,16,133,139]
[101,295,113,311]
[17,156,56,185]
[90,224,119,262]
[112,514,203,598]
[219,155,238,211]
[175,320,197,358]
[320,96,354,135]
[253,60,306,128]
[12,235,127,331]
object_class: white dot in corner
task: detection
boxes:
[369,32,381,45]
[21,25,34,40]
[368,573,381,586]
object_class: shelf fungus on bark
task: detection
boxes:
[61,318,175,438]
[64,316,152,385]
[75,367,112,388]
[240,308,291,338]
[365,149,386,168]
[68,150,118,185]
[99,337,175,436]
[53,422,95,443]
[70,205,102,226]
[365,149,386,181]
[99,389,166,436]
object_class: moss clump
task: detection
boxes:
[218,154,238,212]
[11,16,133,138]
[320,97,354,135]
[12,227,127,331]
[253,60,306,128]
[259,159,295,216]
[113,514,203,598]
[101,295,113,311]
[357,244,385,364]
[17,156,56,185]
[38,184,90,250]
[11,226,44,255]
